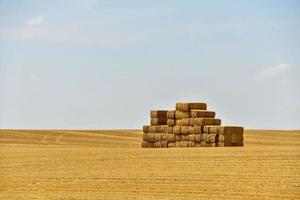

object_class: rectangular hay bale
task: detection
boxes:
[190,110,216,118]
[150,110,168,118]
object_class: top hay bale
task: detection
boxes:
[150,110,168,118]
[176,102,207,111]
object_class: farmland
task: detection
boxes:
[0,129,299,199]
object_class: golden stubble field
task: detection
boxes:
[0,129,299,199]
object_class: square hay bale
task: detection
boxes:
[176,141,189,147]
[167,142,176,148]
[143,125,150,133]
[161,141,168,148]
[143,133,148,141]
[154,133,161,142]
[180,134,188,141]
[161,133,167,141]
[175,111,191,119]
[149,126,156,133]
[194,134,201,143]
[151,118,167,125]
[167,119,175,126]
[175,134,181,141]
[167,110,176,119]
[201,134,209,143]
[155,126,162,133]
[166,133,176,142]
[141,141,149,148]
[188,141,195,147]
[173,126,181,135]
[181,126,188,135]
[195,142,201,147]
[160,125,168,133]
[190,110,216,118]
[203,125,220,134]
[200,142,207,147]
[187,134,195,141]
[194,126,202,134]
[167,126,173,134]
[187,126,195,135]
[154,142,162,148]
[194,118,221,126]
[150,110,168,118]
[148,142,155,148]
[176,102,207,111]
[175,119,183,126]
[217,142,225,147]
[210,143,216,147]
[218,134,224,142]
[182,118,189,126]
[218,126,244,146]
[208,134,217,143]
[188,118,194,126]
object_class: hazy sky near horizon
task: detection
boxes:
[0,0,300,129]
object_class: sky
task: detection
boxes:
[0,0,300,130]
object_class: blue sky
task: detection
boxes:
[0,0,299,129]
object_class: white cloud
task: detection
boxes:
[252,63,292,79]
[26,17,44,26]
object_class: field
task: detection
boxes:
[0,129,299,199]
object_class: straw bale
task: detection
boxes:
[208,134,217,143]
[167,119,175,126]
[175,119,182,126]
[200,142,207,147]
[150,110,168,118]
[191,110,215,118]
[173,126,181,135]
[175,134,181,141]
[187,134,195,141]
[167,126,173,134]
[160,125,168,133]
[149,126,156,133]
[154,142,162,148]
[167,142,176,148]
[181,126,188,135]
[218,126,244,146]
[141,141,148,148]
[218,134,224,142]
[166,133,176,142]
[188,118,195,126]
[154,133,161,142]
[195,142,201,147]
[143,125,150,133]
[161,133,167,141]
[203,125,220,135]
[161,141,168,148]
[180,134,188,141]
[210,143,216,147]
[155,126,162,133]
[182,118,189,126]
[194,134,201,143]
[188,141,195,147]
[143,133,148,141]
[176,141,189,147]
[151,118,167,125]
[176,102,207,111]
[217,142,224,147]
[194,118,221,126]
[175,111,190,119]
[148,142,154,148]
[167,110,176,119]
[194,126,202,134]
[201,134,209,143]
[187,126,194,135]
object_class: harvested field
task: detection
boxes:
[0,129,300,199]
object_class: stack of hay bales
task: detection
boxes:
[142,102,244,148]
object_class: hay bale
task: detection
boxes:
[167,119,175,126]
[194,134,201,143]
[143,125,150,133]
[187,126,194,135]
[161,133,167,141]
[154,142,162,148]
[150,110,168,118]
[181,126,188,135]
[151,118,167,125]
[175,134,181,141]
[155,126,162,133]
[161,125,168,133]
[167,142,176,148]
[167,133,176,142]
[195,142,201,147]
[201,134,209,143]
[154,133,161,142]
[175,111,190,119]
[176,141,189,147]
[200,142,207,147]
[218,134,224,142]
[187,134,195,141]
[180,134,188,141]
[175,119,183,126]
[190,110,215,118]
[218,126,244,146]
[203,125,220,135]
[208,134,217,143]
[210,143,216,147]
[167,126,173,134]
[188,118,194,126]
[148,142,155,148]
[161,141,168,148]
[143,133,148,141]
[193,126,202,134]
[194,118,221,126]
[173,126,181,135]
[188,141,195,147]
[182,118,189,126]
[217,142,224,147]
[149,126,156,133]
[167,110,176,119]
[141,141,148,148]
[176,102,207,111]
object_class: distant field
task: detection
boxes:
[0,129,299,199]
